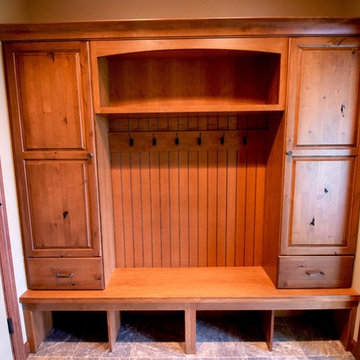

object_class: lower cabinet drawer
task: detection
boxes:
[277,256,354,289]
[27,257,104,290]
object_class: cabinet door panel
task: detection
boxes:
[24,160,100,257]
[289,38,360,147]
[283,157,356,254]
[6,42,91,151]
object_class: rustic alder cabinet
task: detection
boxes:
[1,18,360,355]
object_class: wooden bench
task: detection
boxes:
[20,267,360,354]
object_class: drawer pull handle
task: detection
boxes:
[56,272,74,279]
[306,270,325,278]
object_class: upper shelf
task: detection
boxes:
[91,38,288,115]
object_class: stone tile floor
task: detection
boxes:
[27,310,356,360]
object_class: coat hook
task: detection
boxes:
[324,187,329,193]
[220,132,225,145]
[175,133,179,145]
[310,217,315,226]
[198,132,202,146]
[128,132,134,147]
[152,133,157,146]
[341,104,345,118]
[48,52,55,62]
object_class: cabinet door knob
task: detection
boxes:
[87,152,94,159]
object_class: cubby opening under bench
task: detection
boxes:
[1,18,360,356]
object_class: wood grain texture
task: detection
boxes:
[23,307,52,353]
[185,305,196,354]
[27,257,103,290]
[19,267,360,304]
[107,311,121,352]
[282,37,360,266]
[110,116,267,268]
[3,42,102,268]
[4,42,91,152]
[262,114,285,283]
[284,157,356,255]
[1,18,360,41]
[95,116,116,286]
[91,38,288,114]
[290,37,360,147]
[24,160,100,257]
[277,256,354,288]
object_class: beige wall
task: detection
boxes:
[26,0,359,22]
[0,0,27,22]
[0,0,29,346]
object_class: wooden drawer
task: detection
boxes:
[277,256,354,289]
[27,258,104,290]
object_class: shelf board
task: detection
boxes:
[20,266,360,307]
[96,103,285,115]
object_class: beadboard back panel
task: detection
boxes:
[110,115,267,268]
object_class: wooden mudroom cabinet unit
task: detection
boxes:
[4,42,109,290]
[1,18,360,355]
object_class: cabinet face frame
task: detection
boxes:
[281,37,360,256]
[3,41,102,258]
[90,37,288,114]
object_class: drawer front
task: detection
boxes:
[27,258,104,290]
[278,256,354,288]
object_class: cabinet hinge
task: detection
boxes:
[7,317,14,335]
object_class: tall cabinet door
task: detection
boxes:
[281,38,360,260]
[4,42,102,288]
